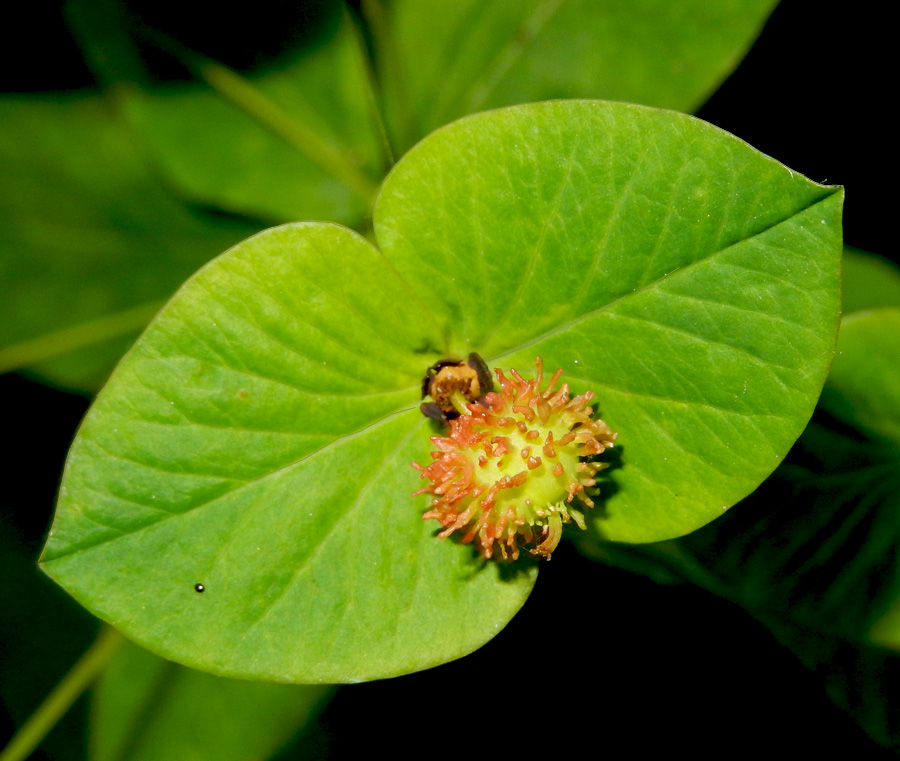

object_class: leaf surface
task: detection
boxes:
[375,101,843,542]
[43,101,841,681]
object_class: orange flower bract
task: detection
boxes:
[413,357,617,560]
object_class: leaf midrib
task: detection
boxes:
[43,401,422,562]
[492,189,839,362]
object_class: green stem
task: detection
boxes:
[136,24,380,208]
[196,61,379,207]
[346,2,395,168]
[360,0,414,155]
[0,627,124,761]
[0,301,162,375]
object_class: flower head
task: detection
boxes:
[413,357,617,560]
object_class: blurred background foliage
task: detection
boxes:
[1,0,896,757]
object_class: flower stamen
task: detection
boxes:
[412,357,617,560]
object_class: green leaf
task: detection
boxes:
[90,640,332,761]
[116,23,383,226]
[375,100,842,542]
[43,101,840,682]
[841,247,900,315]
[678,416,900,643]
[376,0,780,150]
[761,619,900,749]
[42,221,537,683]
[0,94,260,391]
[586,414,900,746]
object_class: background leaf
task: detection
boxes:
[0,377,96,761]
[376,0,780,151]
[90,640,333,761]
[822,310,900,446]
[375,100,843,542]
[0,508,97,761]
[43,101,840,682]
[841,247,900,316]
[62,0,780,227]
[0,94,260,392]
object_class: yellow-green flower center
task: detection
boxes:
[413,357,616,560]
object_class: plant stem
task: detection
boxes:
[360,0,414,155]
[0,627,124,761]
[0,301,163,375]
[0,301,163,373]
[133,23,380,209]
[196,61,380,207]
[346,2,395,169]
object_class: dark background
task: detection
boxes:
[1,0,895,757]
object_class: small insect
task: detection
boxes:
[420,352,493,422]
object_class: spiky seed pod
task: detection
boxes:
[413,357,617,560]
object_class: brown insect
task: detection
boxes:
[420,352,493,422]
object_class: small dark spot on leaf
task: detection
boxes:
[194,583,205,593]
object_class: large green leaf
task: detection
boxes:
[377,0,780,150]
[91,640,333,761]
[375,101,842,542]
[0,94,260,392]
[42,101,841,682]
[41,221,537,683]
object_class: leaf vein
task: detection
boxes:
[236,419,426,639]
[609,311,803,372]
[497,191,838,360]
